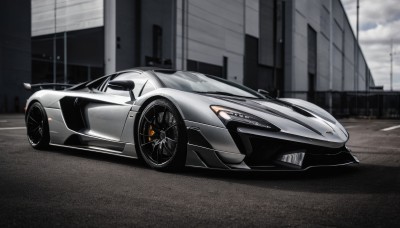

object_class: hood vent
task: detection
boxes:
[263,99,315,118]
[292,106,314,118]
[267,99,314,118]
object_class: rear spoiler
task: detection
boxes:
[23,83,73,91]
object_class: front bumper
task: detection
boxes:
[185,124,358,171]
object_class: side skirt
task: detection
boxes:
[49,143,138,159]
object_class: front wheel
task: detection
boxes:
[137,99,187,171]
[26,102,50,149]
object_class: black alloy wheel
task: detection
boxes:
[26,102,50,149]
[138,99,186,170]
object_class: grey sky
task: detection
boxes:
[341,0,400,90]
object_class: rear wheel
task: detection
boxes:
[137,99,187,171]
[26,102,50,149]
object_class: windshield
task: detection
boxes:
[154,70,265,99]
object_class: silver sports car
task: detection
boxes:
[24,68,358,171]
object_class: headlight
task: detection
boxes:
[210,105,279,131]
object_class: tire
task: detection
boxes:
[26,102,50,149]
[137,99,187,171]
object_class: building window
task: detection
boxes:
[308,73,316,102]
[307,25,317,102]
[223,56,228,79]
[187,59,223,78]
[152,24,163,59]
[31,27,104,84]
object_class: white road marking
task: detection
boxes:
[345,125,357,129]
[381,125,400,131]
[0,127,26,131]
[0,120,8,123]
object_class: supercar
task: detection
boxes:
[24,68,358,171]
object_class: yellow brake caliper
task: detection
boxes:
[148,125,155,141]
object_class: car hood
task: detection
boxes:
[204,94,348,146]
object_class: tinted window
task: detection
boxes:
[105,72,148,98]
[154,71,264,99]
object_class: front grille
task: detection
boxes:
[244,137,282,165]
[302,152,356,168]
[231,131,348,167]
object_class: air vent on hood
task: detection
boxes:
[269,100,314,118]
[292,106,314,117]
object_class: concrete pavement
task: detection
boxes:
[0,114,399,227]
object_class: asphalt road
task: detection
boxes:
[0,114,399,227]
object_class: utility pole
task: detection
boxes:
[328,0,333,114]
[64,32,67,84]
[390,39,395,91]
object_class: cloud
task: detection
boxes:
[341,0,400,90]
[360,22,378,31]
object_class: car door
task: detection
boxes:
[82,72,148,142]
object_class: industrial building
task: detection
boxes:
[0,1,31,112]
[0,0,375,112]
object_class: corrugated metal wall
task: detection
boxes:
[32,0,104,37]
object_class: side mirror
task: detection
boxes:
[108,80,135,100]
[108,80,135,91]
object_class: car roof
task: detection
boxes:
[116,67,181,74]
[119,67,177,73]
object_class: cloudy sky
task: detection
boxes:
[341,0,400,90]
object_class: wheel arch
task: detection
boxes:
[25,99,42,119]
[25,100,50,149]
[133,95,187,159]
[138,95,185,118]
[135,95,186,131]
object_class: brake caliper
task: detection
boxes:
[148,125,155,141]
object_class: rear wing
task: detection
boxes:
[23,83,73,91]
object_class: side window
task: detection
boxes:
[105,72,148,98]
[86,74,112,91]
[140,81,156,96]
[98,77,111,91]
